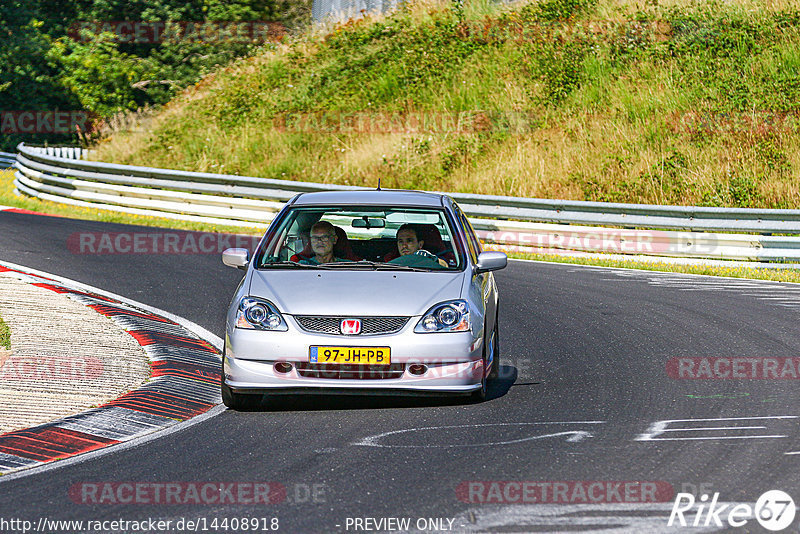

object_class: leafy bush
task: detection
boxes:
[0,0,311,150]
[523,0,597,22]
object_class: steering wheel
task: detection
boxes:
[414,249,436,259]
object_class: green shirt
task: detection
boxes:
[388,252,446,269]
[298,256,348,265]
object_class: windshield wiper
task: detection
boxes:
[259,260,321,269]
[321,261,431,272]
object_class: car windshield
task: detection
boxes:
[255,206,464,271]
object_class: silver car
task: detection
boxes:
[220,190,506,408]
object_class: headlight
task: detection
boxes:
[235,297,288,331]
[415,300,471,333]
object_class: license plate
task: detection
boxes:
[309,346,391,365]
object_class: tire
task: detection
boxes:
[470,321,497,403]
[470,365,487,403]
[221,345,261,410]
[488,319,500,380]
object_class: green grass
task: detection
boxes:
[0,170,262,235]
[92,0,800,206]
[0,315,10,350]
[509,252,800,283]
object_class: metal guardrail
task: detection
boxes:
[12,143,800,262]
[0,152,16,169]
[313,0,401,24]
[449,193,800,234]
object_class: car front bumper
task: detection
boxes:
[223,318,485,394]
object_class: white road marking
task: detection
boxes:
[0,405,226,484]
[353,421,604,448]
[454,503,731,533]
[635,416,798,442]
[0,260,225,483]
[0,259,223,348]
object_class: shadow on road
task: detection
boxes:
[228,365,522,412]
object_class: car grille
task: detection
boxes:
[294,316,409,335]
[296,363,406,380]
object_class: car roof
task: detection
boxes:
[290,189,446,208]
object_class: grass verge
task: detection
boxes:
[0,315,10,349]
[510,252,800,283]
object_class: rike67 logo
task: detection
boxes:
[668,490,796,531]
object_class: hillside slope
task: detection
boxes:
[94,0,800,208]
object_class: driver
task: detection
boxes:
[299,221,347,265]
[391,224,447,268]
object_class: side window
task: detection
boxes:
[454,207,478,263]
[282,218,307,260]
[462,213,482,256]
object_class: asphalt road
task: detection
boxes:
[2,211,800,533]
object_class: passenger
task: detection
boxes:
[299,221,347,265]
[391,224,447,268]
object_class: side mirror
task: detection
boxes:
[222,248,250,270]
[475,251,507,273]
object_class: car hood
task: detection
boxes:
[248,270,465,316]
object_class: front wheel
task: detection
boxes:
[470,369,487,402]
[221,380,261,410]
[221,345,261,410]
[470,323,498,403]
[488,320,500,380]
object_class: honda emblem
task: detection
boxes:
[340,319,362,335]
